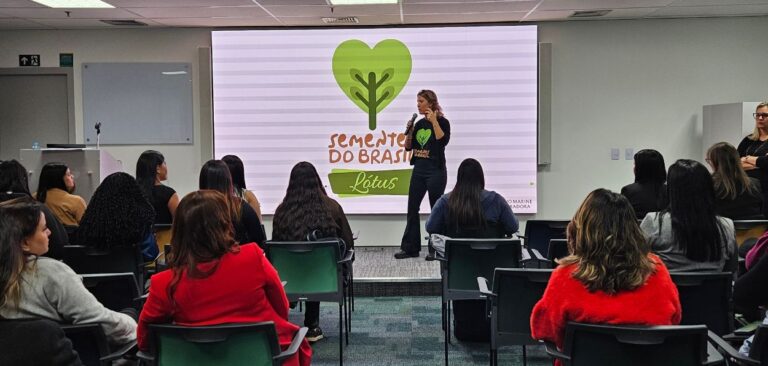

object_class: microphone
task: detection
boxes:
[404,113,418,134]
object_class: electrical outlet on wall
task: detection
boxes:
[625,148,634,160]
[611,148,620,160]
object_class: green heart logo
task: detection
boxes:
[332,39,412,130]
[416,128,431,147]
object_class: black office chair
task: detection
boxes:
[671,272,734,336]
[542,322,724,366]
[546,239,569,266]
[0,319,83,366]
[62,323,137,366]
[710,324,768,365]
[478,268,553,366]
[62,244,146,288]
[521,220,569,256]
[80,272,144,312]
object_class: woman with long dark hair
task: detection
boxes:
[641,159,737,273]
[0,198,136,347]
[707,142,763,219]
[135,150,179,225]
[620,149,668,219]
[35,162,86,226]
[398,89,452,259]
[199,159,265,246]
[74,172,157,259]
[272,161,354,342]
[426,158,518,238]
[222,155,263,221]
[137,191,311,366]
[531,189,681,364]
[0,160,68,259]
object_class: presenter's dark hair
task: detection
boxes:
[707,142,759,200]
[634,149,666,185]
[0,160,31,196]
[447,158,486,232]
[136,150,165,200]
[221,155,247,191]
[272,162,338,241]
[35,162,69,204]
[664,159,726,263]
[199,160,242,222]
[418,89,444,117]
[0,198,43,308]
[75,172,155,250]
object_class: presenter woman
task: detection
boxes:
[738,102,768,214]
[396,90,451,259]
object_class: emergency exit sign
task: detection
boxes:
[19,55,40,67]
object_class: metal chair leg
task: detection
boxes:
[522,345,527,366]
[339,302,343,366]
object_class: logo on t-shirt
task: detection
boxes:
[416,128,432,148]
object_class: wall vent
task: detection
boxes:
[100,19,148,26]
[321,16,359,24]
[569,10,611,18]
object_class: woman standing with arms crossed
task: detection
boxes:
[396,90,451,259]
[738,102,768,215]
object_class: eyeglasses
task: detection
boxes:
[754,113,768,120]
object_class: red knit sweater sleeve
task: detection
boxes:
[137,271,173,351]
[530,265,572,348]
[651,257,683,325]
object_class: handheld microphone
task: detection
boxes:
[404,113,418,134]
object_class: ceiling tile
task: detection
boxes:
[670,0,767,6]
[267,4,400,17]
[404,1,536,14]
[26,18,150,27]
[650,4,768,16]
[0,18,51,29]
[404,0,532,3]
[254,0,329,4]
[263,5,332,17]
[404,11,524,23]
[152,16,281,26]
[107,0,256,7]
[537,0,675,11]
[278,13,402,25]
[0,0,45,7]
[0,7,138,19]
[126,5,269,18]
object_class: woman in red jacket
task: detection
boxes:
[530,189,681,363]
[137,190,311,366]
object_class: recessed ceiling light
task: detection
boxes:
[329,0,398,5]
[31,0,114,8]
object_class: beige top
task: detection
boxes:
[40,188,86,226]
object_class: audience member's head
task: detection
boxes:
[749,101,768,140]
[666,159,724,262]
[273,162,336,241]
[135,150,167,198]
[447,158,486,231]
[707,142,758,200]
[36,162,74,203]
[0,198,48,308]
[74,172,155,250]
[561,189,655,294]
[221,155,247,192]
[0,160,31,196]
[633,149,666,185]
[199,160,234,195]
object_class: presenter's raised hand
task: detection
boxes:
[425,109,438,125]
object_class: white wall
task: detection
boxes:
[1,17,766,246]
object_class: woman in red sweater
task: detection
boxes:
[530,189,681,362]
[137,190,311,366]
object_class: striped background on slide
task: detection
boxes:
[212,25,538,214]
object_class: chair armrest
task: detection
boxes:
[100,340,137,362]
[338,249,354,264]
[477,277,495,298]
[274,327,309,362]
[529,248,547,261]
[542,340,570,361]
[136,350,155,363]
[521,249,531,262]
[708,330,759,366]
[281,281,287,287]
[433,251,447,262]
[134,294,149,303]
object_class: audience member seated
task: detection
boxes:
[734,252,768,354]
[137,191,311,366]
[621,149,669,219]
[0,198,136,347]
[707,142,763,219]
[641,159,737,273]
[35,162,86,227]
[530,189,681,366]
[222,154,263,221]
[73,172,157,261]
[136,150,179,225]
[0,160,68,259]
[426,157,519,244]
[272,161,354,343]
[199,159,265,246]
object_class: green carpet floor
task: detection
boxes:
[288,296,551,366]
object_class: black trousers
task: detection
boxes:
[305,301,320,328]
[400,164,447,254]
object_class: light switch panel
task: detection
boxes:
[625,148,634,160]
[611,148,620,160]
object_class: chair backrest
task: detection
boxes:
[732,220,768,248]
[561,322,710,366]
[447,220,507,239]
[749,324,768,363]
[445,238,522,295]
[670,272,733,335]
[547,239,569,263]
[0,319,83,366]
[492,268,553,344]
[62,245,145,287]
[61,323,112,366]
[264,240,343,302]
[523,220,569,255]
[80,273,141,312]
[147,322,282,366]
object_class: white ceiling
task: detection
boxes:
[0,0,767,29]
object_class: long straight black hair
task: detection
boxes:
[199,159,241,222]
[221,155,247,191]
[0,160,31,196]
[663,159,725,262]
[272,162,337,241]
[135,150,165,200]
[447,158,486,231]
[35,162,69,204]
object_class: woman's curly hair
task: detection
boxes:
[272,162,339,241]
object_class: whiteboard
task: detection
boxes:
[82,63,193,145]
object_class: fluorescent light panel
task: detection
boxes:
[329,0,398,5]
[31,0,114,8]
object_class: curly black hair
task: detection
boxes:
[75,172,155,249]
[272,162,339,241]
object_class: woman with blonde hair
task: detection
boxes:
[531,189,681,364]
[707,142,763,219]
[738,102,768,213]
